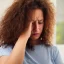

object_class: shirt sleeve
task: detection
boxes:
[51,46,63,64]
[0,46,12,56]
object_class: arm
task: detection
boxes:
[0,22,32,64]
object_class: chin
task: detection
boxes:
[30,36,39,40]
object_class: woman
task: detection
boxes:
[0,0,63,64]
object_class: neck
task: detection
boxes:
[29,39,40,46]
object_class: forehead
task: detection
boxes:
[27,9,44,20]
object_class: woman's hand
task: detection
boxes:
[19,22,32,41]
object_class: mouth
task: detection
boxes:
[32,33,39,36]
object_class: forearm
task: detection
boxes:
[5,35,28,64]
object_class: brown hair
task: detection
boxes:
[0,0,55,50]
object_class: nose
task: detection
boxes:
[32,21,39,32]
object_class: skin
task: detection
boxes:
[0,9,44,64]
[29,9,44,45]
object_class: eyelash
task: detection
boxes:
[38,21,43,24]
[31,20,43,24]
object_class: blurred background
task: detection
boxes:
[51,0,64,63]
[0,0,64,63]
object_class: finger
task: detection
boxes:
[29,22,32,31]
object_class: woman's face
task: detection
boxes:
[29,9,44,40]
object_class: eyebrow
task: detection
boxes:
[32,19,43,22]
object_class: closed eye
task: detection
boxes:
[38,20,43,24]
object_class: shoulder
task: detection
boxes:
[48,45,63,64]
[49,45,59,53]
[42,45,59,53]
[43,45,59,57]
[0,45,12,56]
[48,45,60,58]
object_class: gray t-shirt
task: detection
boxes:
[0,45,63,64]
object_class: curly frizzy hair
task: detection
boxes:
[0,0,55,49]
